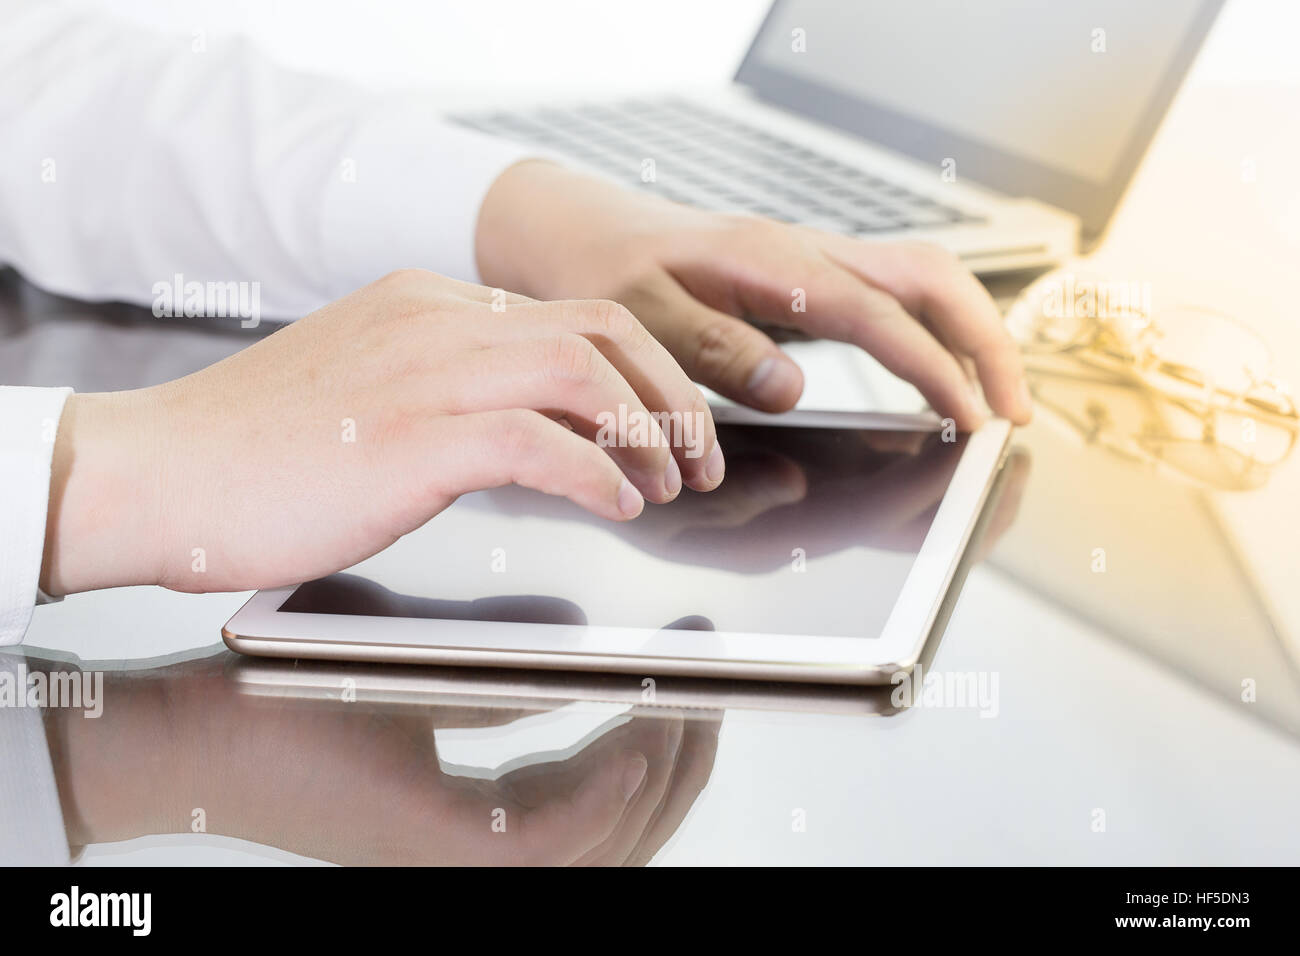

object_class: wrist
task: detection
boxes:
[40,388,169,595]
[474,159,564,295]
[475,160,694,298]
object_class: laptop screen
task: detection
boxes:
[737,0,1223,236]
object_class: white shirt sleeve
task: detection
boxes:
[0,387,72,647]
[0,0,536,319]
[0,2,540,640]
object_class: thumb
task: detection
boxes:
[628,275,804,412]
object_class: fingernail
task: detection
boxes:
[617,478,644,517]
[664,455,682,497]
[746,356,800,408]
[706,443,725,483]
[620,752,648,801]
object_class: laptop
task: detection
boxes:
[452,0,1224,274]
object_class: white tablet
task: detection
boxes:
[223,409,1011,684]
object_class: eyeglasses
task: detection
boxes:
[1005,271,1298,491]
[1026,354,1295,491]
[1006,272,1297,424]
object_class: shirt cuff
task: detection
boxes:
[0,386,73,646]
[320,100,541,288]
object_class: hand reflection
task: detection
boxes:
[41,653,720,865]
[485,424,1029,571]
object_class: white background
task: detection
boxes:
[99,0,1300,95]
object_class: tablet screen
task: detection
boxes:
[279,424,967,640]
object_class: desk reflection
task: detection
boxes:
[31,651,734,865]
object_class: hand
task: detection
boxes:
[477,162,1033,429]
[40,270,722,595]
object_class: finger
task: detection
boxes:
[819,238,1033,424]
[438,336,684,503]
[792,260,987,429]
[623,272,805,413]
[483,297,725,492]
[671,239,986,428]
[422,408,644,521]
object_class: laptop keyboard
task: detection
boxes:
[452,96,985,235]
